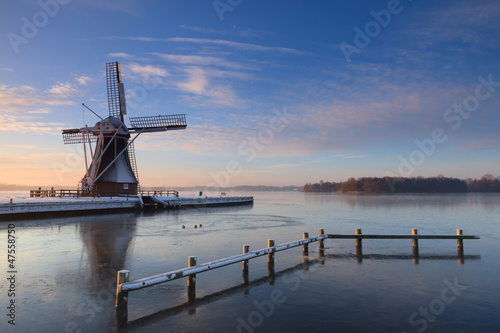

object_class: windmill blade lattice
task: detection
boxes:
[106,62,126,121]
[62,128,97,144]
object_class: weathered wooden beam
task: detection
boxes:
[319,229,325,257]
[327,234,479,240]
[302,232,309,256]
[355,229,362,258]
[187,256,197,302]
[242,245,249,285]
[268,239,275,279]
[115,270,130,326]
[121,235,329,292]
[457,229,464,258]
[412,229,419,258]
[119,231,479,294]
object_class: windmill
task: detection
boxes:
[62,61,187,196]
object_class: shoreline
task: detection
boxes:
[0,194,253,221]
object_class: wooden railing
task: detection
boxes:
[29,188,138,198]
[115,228,479,325]
[29,188,81,197]
[139,190,179,197]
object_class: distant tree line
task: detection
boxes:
[465,174,500,192]
[303,175,500,193]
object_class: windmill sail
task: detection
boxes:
[106,62,126,121]
[129,114,187,132]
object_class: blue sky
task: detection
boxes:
[0,0,499,188]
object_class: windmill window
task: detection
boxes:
[124,184,129,190]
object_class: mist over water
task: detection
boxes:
[1,192,498,332]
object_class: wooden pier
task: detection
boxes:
[115,228,479,325]
[1,193,253,220]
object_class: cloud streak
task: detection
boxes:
[167,37,305,55]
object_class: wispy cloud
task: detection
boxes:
[127,63,169,78]
[458,138,500,151]
[0,113,65,134]
[178,25,227,35]
[177,67,208,94]
[151,52,246,70]
[268,163,303,169]
[0,83,77,134]
[404,1,500,49]
[334,154,369,159]
[168,37,304,55]
[109,52,136,60]
[73,74,91,86]
[178,25,269,38]
[6,145,37,149]
[46,82,79,98]
[116,36,304,55]
[0,85,74,113]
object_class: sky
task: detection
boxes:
[0,0,499,188]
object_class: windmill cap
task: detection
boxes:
[95,116,130,136]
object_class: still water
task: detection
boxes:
[1,192,499,332]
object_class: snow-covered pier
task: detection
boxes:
[0,192,253,220]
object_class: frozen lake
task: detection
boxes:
[0,191,498,332]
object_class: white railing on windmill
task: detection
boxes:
[61,61,187,196]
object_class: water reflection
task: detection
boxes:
[302,192,499,210]
[1,192,496,333]
[79,214,137,290]
[325,253,480,261]
[124,258,322,331]
[67,214,138,332]
[118,249,480,332]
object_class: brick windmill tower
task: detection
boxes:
[62,62,187,196]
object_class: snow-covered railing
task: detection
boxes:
[114,228,479,325]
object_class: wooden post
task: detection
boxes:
[188,256,197,302]
[355,228,362,255]
[268,240,275,263]
[268,240,275,281]
[115,270,130,326]
[457,229,464,259]
[242,245,249,285]
[412,229,419,258]
[318,229,325,257]
[303,232,309,256]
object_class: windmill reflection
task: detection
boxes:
[79,214,137,290]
